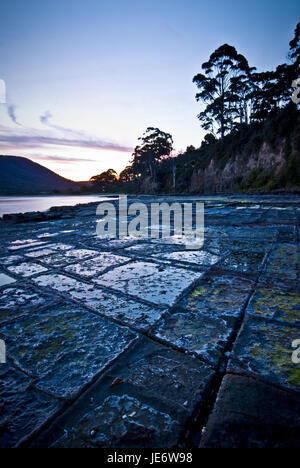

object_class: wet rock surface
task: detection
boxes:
[0,273,16,287]
[51,394,181,448]
[0,194,299,447]
[200,374,300,448]
[95,261,204,306]
[228,316,300,392]
[0,363,61,448]
[7,262,48,277]
[32,338,214,448]
[1,303,137,399]
[153,309,236,367]
[178,270,254,318]
[64,252,131,278]
[0,286,52,325]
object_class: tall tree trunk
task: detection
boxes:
[220,93,225,138]
[148,161,153,178]
[172,163,176,189]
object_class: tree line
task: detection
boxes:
[90,23,300,192]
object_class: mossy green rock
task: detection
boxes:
[229,316,300,392]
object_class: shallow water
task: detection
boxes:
[0,195,117,217]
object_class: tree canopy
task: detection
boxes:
[193,24,300,135]
[193,44,253,138]
[289,22,300,71]
[90,168,118,192]
[131,127,173,180]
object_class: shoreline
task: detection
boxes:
[1,192,300,223]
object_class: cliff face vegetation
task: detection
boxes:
[119,104,300,194]
[167,105,300,194]
[92,105,300,195]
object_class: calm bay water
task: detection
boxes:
[0,195,116,217]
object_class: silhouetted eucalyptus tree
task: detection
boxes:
[249,71,279,121]
[119,165,136,183]
[90,168,118,192]
[289,22,300,72]
[131,127,173,181]
[193,44,251,138]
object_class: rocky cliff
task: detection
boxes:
[185,105,300,194]
[190,140,295,193]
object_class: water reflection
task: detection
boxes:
[0,195,117,217]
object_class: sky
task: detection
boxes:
[0,0,299,181]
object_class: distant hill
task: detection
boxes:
[0,156,84,194]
